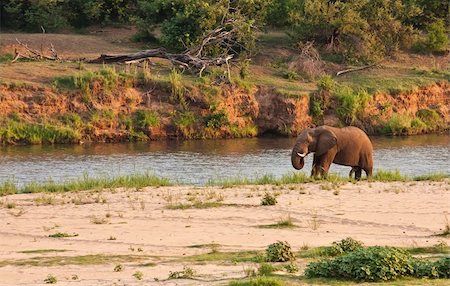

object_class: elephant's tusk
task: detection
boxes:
[297,152,306,158]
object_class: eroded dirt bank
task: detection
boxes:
[0,80,449,144]
[0,181,449,285]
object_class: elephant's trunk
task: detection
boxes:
[291,149,305,170]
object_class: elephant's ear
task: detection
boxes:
[314,127,337,156]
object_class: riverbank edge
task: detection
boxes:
[1,171,448,196]
[0,75,449,145]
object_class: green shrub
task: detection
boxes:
[0,121,81,145]
[317,75,335,91]
[411,257,450,279]
[258,263,278,276]
[416,109,445,131]
[327,237,364,256]
[133,110,160,129]
[334,86,370,125]
[426,20,449,52]
[305,246,414,281]
[283,70,300,81]
[266,241,295,262]
[204,109,229,128]
[382,113,415,135]
[0,180,18,196]
[261,192,278,206]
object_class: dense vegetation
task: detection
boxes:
[1,0,448,60]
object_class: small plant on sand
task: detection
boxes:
[258,263,279,276]
[266,241,295,262]
[284,263,299,273]
[48,232,79,238]
[114,264,123,272]
[435,214,450,237]
[133,271,144,280]
[90,216,109,224]
[44,275,57,284]
[168,266,196,279]
[6,201,16,209]
[261,192,278,206]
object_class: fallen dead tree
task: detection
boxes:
[12,38,60,63]
[88,21,240,77]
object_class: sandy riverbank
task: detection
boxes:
[0,180,449,285]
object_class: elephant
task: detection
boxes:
[291,125,373,180]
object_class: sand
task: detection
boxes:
[0,181,449,285]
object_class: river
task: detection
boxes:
[0,135,448,186]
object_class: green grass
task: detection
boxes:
[0,120,81,145]
[413,173,449,181]
[18,249,70,254]
[0,254,149,267]
[372,170,408,182]
[336,67,449,94]
[0,172,171,196]
[175,250,264,263]
[166,201,225,210]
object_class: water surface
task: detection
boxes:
[0,135,448,186]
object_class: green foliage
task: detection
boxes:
[0,120,81,145]
[136,0,269,53]
[373,170,408,182]
[334,85,371,125]
[261,192,278,206]
[426,20,449,52]
[266,241,295,262]
[284,263,299,273]
[2,172,171,195]
[0,180,18,196]
[327,237,365,256]
[169,69,186,106]
[416,109,446,131]
[380,112,439,135]
[48,232,79,238]
[283,70,300,81]
[286,0,421,62]
[1,0,138,31]
[258,263,278,276]
[204,108,229,128]
[317,75,336,91]
[133,110,160,130]
[305,246,414,281]
[411,257,450,279]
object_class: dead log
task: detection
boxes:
[336,64,375,76]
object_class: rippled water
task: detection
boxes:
[0,135,448,186]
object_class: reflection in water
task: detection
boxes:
[0,135,448,186]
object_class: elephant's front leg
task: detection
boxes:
[318,150,337,179]
[311,155,321,178]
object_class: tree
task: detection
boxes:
[136,0,270,54]
[286,0,421,63]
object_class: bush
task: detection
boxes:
[327,237,364,256]
[412,257,450,279]
[416,109,446,131]
[261,192,277,206]
[266,241,295,262]
[305,246,414,281]
[426,20,449,52]
[133,110,160,130]
[334,86,370,125]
